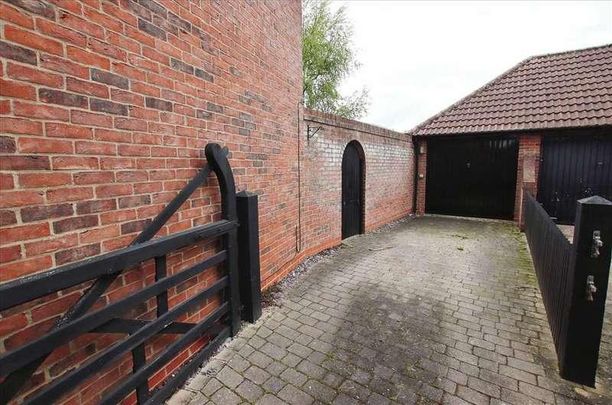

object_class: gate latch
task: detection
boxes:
[591,230,603,258]
[586,275,597,302]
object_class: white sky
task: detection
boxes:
[332,0,612,132]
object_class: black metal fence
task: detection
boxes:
[523,190,612,386]
[0,143,262,404]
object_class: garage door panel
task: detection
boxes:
[539,134,612,224]
[426,135,519,219]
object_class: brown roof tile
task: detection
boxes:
[410,44,612,136]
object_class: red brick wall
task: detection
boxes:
[515,134,542,226]
[0,0,302,403]
[415,138,427,215]
[0,0,303,283]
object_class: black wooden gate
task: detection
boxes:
[538,133,612,224]
[342,141,364,239]
[0,143,261,405]
[426,135,518,219]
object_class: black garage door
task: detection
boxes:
[426,135,519,219]
[538,134,612,224]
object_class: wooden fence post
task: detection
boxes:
[237,191,262,323]
[561,196,612,386]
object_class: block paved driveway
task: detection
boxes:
[169,216,612,405]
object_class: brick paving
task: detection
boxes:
[168,216,612,404]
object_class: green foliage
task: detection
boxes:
[302,0,368,119]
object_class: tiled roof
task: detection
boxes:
[410,44,612,136]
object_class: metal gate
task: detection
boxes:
[426,135,519,219]
[538,133,612,224]
[342,141,364,239]
[0,143,261,405]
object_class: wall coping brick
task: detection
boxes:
[303,108,409,142]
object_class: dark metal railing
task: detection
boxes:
[0,143,262,404]
[523,190,611,386]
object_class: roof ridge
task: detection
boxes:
[529,43,612,61]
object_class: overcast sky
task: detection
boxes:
[332,1,612,132]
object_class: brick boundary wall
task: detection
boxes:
[299,109,413,253]
[0,1,416,402]
[261,109,414,289]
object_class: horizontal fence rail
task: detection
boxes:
[0,220,235,312]
[523,190,612,386]
[0,143,263,404]
[0,259,230,376]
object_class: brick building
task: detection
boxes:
[411,44,612,225]
[0,1,413,403]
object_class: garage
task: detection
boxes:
[411,45,612,224]
[425,135,519,219]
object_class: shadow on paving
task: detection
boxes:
[168,216,612,405]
